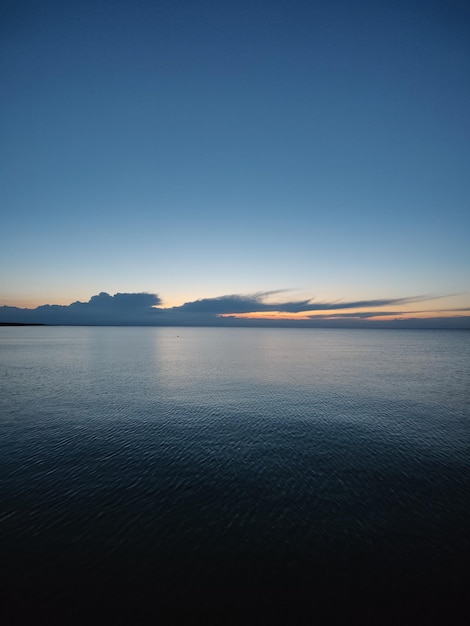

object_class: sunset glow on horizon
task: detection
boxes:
[219,307,470,323]
[1,0,469,327]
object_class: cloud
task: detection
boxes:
[173,293,312,314]
[1,290,469,328]
[307,311,408,319]
[0,292,162,325]
[72,292,161,311]
[170,292,437,316]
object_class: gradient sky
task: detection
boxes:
[1,0,469,324]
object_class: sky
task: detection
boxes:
[1,0,469,327]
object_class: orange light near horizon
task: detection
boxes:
[366,310,470,321]
[0,297,71,308]
[219,307,389,321]
[219,308,470,322]
[219,311,313,321]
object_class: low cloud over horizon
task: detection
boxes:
[1,290,469,329]
[0,292,162,326]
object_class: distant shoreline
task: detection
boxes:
[0,322,469,331]
[0,322,46,326]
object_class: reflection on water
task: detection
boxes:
[1,327,469,620]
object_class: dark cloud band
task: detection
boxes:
[0,290,468,328]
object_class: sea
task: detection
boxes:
[1,326,469,623]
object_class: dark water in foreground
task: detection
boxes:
[1,327,469,622]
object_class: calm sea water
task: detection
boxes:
[1,326,469,621]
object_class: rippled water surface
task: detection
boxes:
[1,327,469,621]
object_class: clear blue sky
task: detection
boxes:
[1,0,469,324]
